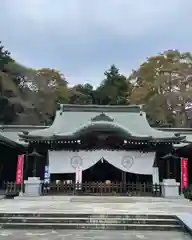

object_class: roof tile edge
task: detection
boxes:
[59,104,143,113]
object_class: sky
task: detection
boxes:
[0,0,192,87]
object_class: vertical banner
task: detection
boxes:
[181,158,188,189]
[16,155,24,184]
[75,167,82,189]
[44,166,50,184]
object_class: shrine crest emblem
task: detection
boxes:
[121,156,134,170]
[70,156,83,168]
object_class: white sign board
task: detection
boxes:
[75,167,82,189]
[75,167,82,183]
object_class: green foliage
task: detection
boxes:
[96,65,131,105]
[68,83,94,104]
[68,65,131,105]
[130,50,192,127]
[1,40,192,127]
[0,42,13,71]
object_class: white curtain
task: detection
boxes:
[49,150,155,175]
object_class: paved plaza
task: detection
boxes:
[0,230,190,240]
[0,196,191,215]
[0,196,192,239]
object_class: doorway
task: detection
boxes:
[83,158,122,182]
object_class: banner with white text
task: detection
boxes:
[16,155,24,184]
[181,158,188,189]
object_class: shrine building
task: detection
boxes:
[18,104,186,186]
[1,104,192,196]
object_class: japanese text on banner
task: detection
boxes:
[16,155,24,184]
[181,158,188,189]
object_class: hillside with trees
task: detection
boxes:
[1,41,192,127]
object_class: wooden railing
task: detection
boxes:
[43,182,162,197]
[3,181,162,197]
[4,181,21,197]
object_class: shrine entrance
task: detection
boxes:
[44,157,159,197]
[83,158,122,182]
[0,144,19,188]
[82,158,152,183]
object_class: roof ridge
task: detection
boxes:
[59,104,143,113]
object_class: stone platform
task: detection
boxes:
[0,196,191,215]
[0,196,192,237]
[0,196,192,234]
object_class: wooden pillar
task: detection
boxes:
[122,171,126,193]
[26,144,33,178]
[33,155,37,177]
[167,159,170,178]
[136,175,139,183]
[24,154,28,180]
[173,158,177,181]
[31,145,43,178]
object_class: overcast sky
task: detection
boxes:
[0,0,192,86]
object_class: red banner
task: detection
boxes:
[181,158,188,189]
[16,155,24,184]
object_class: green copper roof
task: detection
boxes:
[0,131,26,149]
[58,104,143,113]
[19,104,186,143]
[0,125,47,147]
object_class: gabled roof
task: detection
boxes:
[19,104,185,143]
[0,125,47,146]
[157,127,192,148]
[0,131,26,151]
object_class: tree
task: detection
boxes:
[4,61,34,88]
[0,41,13,71]
[31,68,69,122]
[130,50,192,127]
[35,68,68,100]
[68,83,95,104]
[36,68,67,90]
[155,51,192,127]
[97,65,132,105]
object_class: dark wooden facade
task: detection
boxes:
[23,132,179,185]
[1,104,190,195]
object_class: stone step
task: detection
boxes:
[0,213,182,231]
[70,197,164,203]
[0,222,183,231]
[0,213,176,219]
[0,217,179,225]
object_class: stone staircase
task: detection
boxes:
[0,213,185,231]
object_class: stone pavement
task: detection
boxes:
[0,196,192,215]
[0,196,192,239]
[0,230,190,240]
